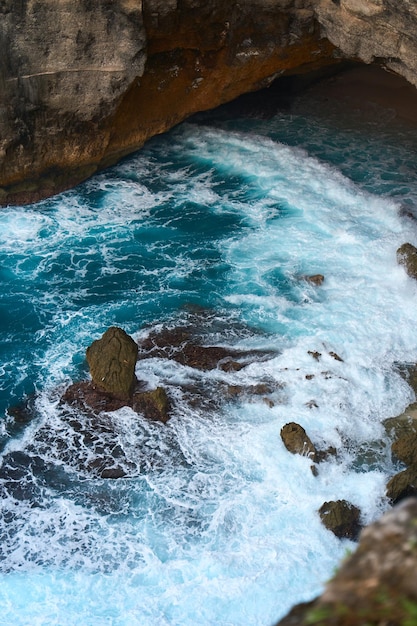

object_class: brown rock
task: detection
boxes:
[86,327,138,400]
[397,242,417,280]
[304,274,325,286]
[391,431,417,468]
[0,1,337,205]
[318,499,361,541]
[137,324,274,371]
[386,467,417,504]
[384,404,417,447]
[132,387,171,424]
[280,422,317,460]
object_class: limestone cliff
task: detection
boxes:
[1,0,417,205]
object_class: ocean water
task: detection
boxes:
[1,77,417,625]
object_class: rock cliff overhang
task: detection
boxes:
[1,0,417,206]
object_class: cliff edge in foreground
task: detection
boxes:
[276,498,417,626]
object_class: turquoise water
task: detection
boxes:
[1,84,417,625]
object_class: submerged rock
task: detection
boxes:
[397,242,417,279]
[86,327,138,399]
[276,498,417,626]
[318,499,362,541]
[137,323,275,371]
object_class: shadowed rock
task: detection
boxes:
[62,381,172,425]
[386,468,417,504]
[318,499,362,541]
[86,327,138,399]
[132,387,171,424]
[397,242,417,279]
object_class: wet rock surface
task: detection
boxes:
[318,499,362,541]
[397,242,417,280]
[4,317,280,482]
[137,323,274,371]
[280,422,317,460]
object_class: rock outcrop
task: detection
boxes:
[276,498,417,626]
[281,422,317,460]
[316,0,417,87]
[4,0,417,205]
[86,326,138,399]
[318,499,362,541]
[397,242,417,280]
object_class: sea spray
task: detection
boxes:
[1,91,417,625]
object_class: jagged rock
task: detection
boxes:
[308,351,322,361]
[280,422,317,460]
[86,327,138,400]
[3,1,417,204]
[132,387,171,424]
[329,351,343,362]
[386,467,417,504]
[62,380,172,424]
[318,499,362,541]
[397,242,417,280]
[315,446,337,463]
[276,498,417,626]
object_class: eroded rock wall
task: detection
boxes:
[0,0,146,204]
[316,0,417,86]
[2,0,417,205]
[0,0,335,205]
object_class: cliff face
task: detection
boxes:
[316,0,417,86]
[1,0,417,205]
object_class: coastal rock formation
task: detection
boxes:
[280,422,317,460]
[318,499,362,541]
[276,498,417,626]
[316,0,417,87]
[397,242,417,280]
[4,0,417,204]
[86,326,138,399]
